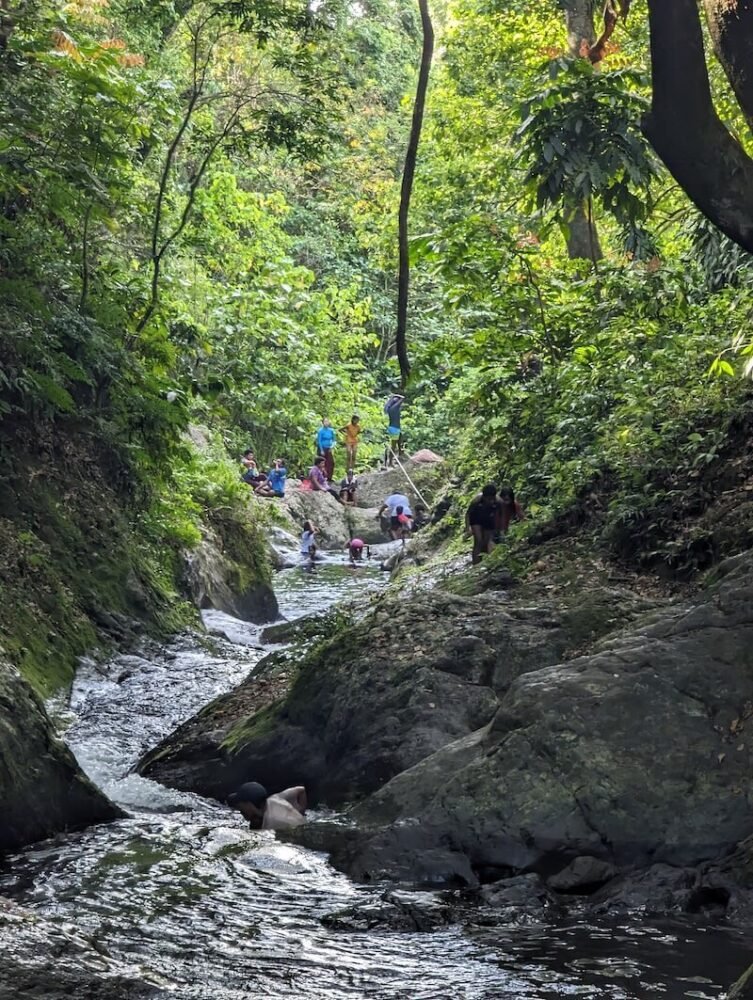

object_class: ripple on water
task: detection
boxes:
[1,565,752,999]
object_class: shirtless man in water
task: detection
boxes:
[227,781,307,831]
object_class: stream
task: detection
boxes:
[1,557,752,999]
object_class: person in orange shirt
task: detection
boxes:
[339,414,361,469]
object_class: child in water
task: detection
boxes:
[300,520,318,566]
[345,537,369,566]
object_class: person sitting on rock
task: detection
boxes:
[227,781,307,831]
[345,536,369,565]
[465,483,502,564]
[242,457,268,491]
[309,456,344,503]
[339,468,358,505]
[264,458,287,498]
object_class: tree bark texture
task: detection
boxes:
[644,0,753,253]
[559,0,603,261]
[396,0,434,389]
[703,0,753,132]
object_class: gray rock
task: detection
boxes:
[480,873,562,920]
[321,890,451,932]
[333,553,753,882]
[275,490,351,548]
[140,589,584,805]
[182,529,277,623]
[547,856,617,892]
[0,659,121,853]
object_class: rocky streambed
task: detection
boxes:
[2,514,753,996]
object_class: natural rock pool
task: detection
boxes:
[1,559,751,999]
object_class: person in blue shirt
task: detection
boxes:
[315,418,336,481]
[265,459,287,497]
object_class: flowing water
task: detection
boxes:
[1,557,752,999]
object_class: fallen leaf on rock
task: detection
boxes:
[730,718,742,734]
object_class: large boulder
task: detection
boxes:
[350,462,442,511]
[183,529,277,623]
[319,552,753,882]
[139,585,630,805]
[0,659,121,853]
[275,490,351,548]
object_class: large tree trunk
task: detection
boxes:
[644,0,753,253]
[395,0,434,389]
[560,0,603,261]
[703,0,753,132]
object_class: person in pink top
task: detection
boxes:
[345,536,369,565]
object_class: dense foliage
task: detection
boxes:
[3,0,753,652]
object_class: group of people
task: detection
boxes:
[240,399,524,569]
[241,451,287,498]
[465,484,524,564]
[299,520,369,568]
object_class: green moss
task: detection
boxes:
[224,700,284,752]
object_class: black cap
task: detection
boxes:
[227,781,268,808]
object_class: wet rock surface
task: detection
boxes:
[140,536,753,948]
[319,552,753,885]
[321,890,452,933]
[139,586,607,804]
[0,658,120,853]
[182,528,277,623]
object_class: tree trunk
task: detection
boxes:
[561,0,598,55]
[644,0,753,253]
[560,0,603,261]
[703,0,753,132]
[395,0,434,390]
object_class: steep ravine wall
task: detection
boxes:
[0,431,276,852]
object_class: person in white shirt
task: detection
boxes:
[377,492,413,539]
[300,520,318,565]
[227,781,307,831]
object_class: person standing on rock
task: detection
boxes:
[384,393,405,465]
[316,418,337,481]
[227,781,307,831]
[465,484,502,564]
[339,415,361,470]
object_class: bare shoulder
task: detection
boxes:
[277,786,308,812]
